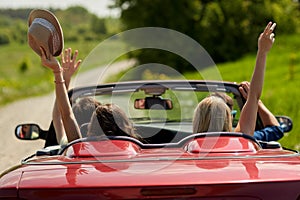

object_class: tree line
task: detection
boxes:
[0,6,119,45]
[113,0,300,72]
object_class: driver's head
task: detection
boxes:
[209,92,234,110]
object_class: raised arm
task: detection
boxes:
[235,22,276,135]
[40,47,82,142]
[52,48,81,144]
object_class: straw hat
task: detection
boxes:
[28,9,64,58]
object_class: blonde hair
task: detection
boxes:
[193,96,232,133]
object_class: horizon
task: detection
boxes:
[0,0,120,17]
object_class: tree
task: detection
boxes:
[91,16,107,35]
[113,0,300,72]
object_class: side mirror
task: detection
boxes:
[15,124,41,140]
[276,115,293,133]
[134,97,173,110]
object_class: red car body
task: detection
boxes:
[0,81,298,199]
[1,133,300,199]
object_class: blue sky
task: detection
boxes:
[0,0,120,17]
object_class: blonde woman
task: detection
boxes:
[193,22,276,136]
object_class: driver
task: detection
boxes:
[210,85,284,142]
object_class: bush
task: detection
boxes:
[0,32,10,45]
[19,57,31,73]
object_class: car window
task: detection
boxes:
[75,89,241,132]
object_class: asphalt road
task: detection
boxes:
[0,60,135,174]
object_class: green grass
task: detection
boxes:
[0,43,52,105]
[0,39,128,106]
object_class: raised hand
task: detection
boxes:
[61,48,82,83]
[258,22,276,53]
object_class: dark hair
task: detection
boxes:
[72,97,101,126]
[87,103,143,141]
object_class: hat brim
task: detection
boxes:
[28,9,63,57]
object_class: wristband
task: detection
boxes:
[54,80,65,84]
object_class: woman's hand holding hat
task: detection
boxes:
[40,47,65,84]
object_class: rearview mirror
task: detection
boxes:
[15,124,41,140]
[134,97,173,110]
[276,115,293,133]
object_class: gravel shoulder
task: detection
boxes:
[0,60,134,174]
[0,93,54,173]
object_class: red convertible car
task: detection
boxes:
[0,80,298,199]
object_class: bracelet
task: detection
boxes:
[54,80,65,84]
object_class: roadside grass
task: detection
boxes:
[0,39,127,106]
